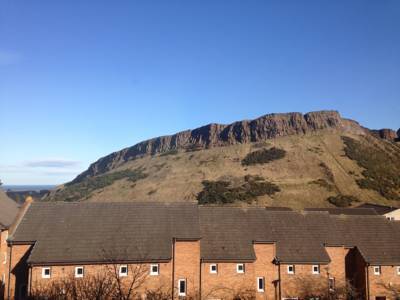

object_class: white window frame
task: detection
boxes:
[287,265,295,274]
[257,276,265,292]
[236,263,245,274]
[119,265,128,277]
[210,264,218,274]
[75,266,84,278]
[150,264,159,276]
[312,265,320,274]
[178,278,186,296]
[373,266,381,275]
[42,267,51,279]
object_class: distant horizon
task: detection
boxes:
[1,1,399,185]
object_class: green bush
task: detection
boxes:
[342,136,400,200]
[197,175,280,205]
[49,169,147,202]
[327,194,359,207]
[242,147,286,166]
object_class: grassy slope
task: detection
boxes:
[49,130,399,209]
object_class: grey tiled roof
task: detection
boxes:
[0,190,19,228]
[10,203,400,265]
[356,203,398,215]
[11,202,199,264]
[304,207,378,215]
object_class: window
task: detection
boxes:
[150,264,159,275]
[312,265,320,274]
[387,217,395,221]
[42,267,51,279]
[178,279,186,296]
[373,266,381,275]
[236,263,245,273]
[75,266,84,278]
[257,277,264,292]
[287,265,295,274]
[397,266,400,275]
[329,277,335,291]
[119,265,128,277]
[210,264,218,274]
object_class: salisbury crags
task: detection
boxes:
[73,110,362,183]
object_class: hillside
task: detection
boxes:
[45,110,400,209]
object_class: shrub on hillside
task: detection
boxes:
[241,147,286,166]
[197,175,280,205]
[342,136,400,200]
[50,169,147,202]
[327,194,359,207]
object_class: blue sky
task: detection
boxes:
[1,0,399,185]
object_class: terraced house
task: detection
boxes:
[0,191,20,300]
[3,202,400,300]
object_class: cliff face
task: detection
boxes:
[73,110,363,183]
[370,128,398,141]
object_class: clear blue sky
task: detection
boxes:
[1,0,399,185]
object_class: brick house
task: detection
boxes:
[3,202,400,300]
[0,192,20,299]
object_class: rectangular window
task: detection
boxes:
[75,266,84,278]
[150,264,159,275]
[257,277,265,292]
[236,263,245,273]
[287,265,295,274]
[329,277,335,291]
[210,264,218,274]
[312,265,320,274]
[119,265,128,277]
[397,266,400,275]
[42,267,51,279]
[178,279,186,296]
[373,266,381,275]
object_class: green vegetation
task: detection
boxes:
[51,169,148,202]
[197,175,280,205]
[327,194,360,207]
[342,136,400,200]
[241,147,286,166]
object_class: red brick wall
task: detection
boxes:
[280,263,330,298]
[173,240,200,299]
[30,262,172,298]
[6,240,400,300]
[368,265,400,299]
[6,244,33,300]
[201,243,277,300]
[0,230,8,300]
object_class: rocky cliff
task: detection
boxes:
[73,110,363,183]
[370,128,398,141]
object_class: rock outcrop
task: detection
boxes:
[370,129,398,141]
[73,110,362,183]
